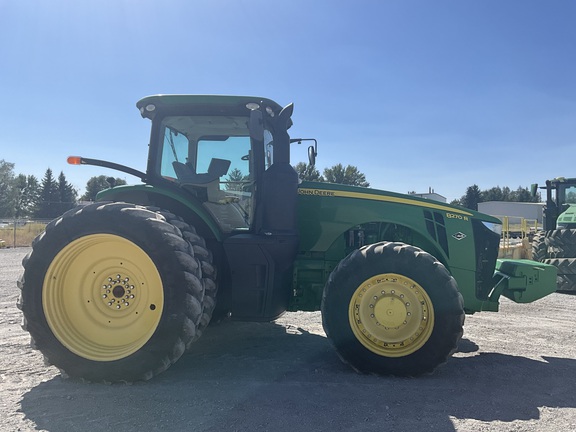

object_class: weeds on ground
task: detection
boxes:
[0,223,46,248]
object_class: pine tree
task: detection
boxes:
[57,171,77,215]
[225,168,249,191]
[36,168,60,218]
[461,185,482,211]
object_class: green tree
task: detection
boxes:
[0,160,16,218]
[80,175,127,201]
[224,168,249,191]
[456,184,540,210]
[323,164,369,187]
[481,186,511,202]
[294,162,323,182]
[510,186,539,203]
[36,168,60,218]
[450,198,462,206]
[14,174,40,218]
[57,171,77,214]
[461,184,482,210]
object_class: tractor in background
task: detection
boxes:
[531,177,576,292]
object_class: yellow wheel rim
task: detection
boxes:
[348,273,434,357]
[43,234,164,361]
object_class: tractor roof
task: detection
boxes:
[136,95,283,119]
[549,177,576,185]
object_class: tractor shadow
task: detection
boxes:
[20,319,576,432]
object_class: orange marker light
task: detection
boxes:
[67,156,83,165]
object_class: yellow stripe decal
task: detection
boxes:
[298,188,474,216]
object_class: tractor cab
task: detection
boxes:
[139,95,301,320]
[533,177,576,229]
[139,95,299,236]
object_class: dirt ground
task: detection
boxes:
[1,248,576,432]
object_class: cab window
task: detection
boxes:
[156,116,255,232]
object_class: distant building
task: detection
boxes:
[478,201,544,225]
[408,188,447,203]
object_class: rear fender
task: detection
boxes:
[96,184,222,241]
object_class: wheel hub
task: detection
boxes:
[101,274,136,310]
[348,273,434,357]
[373,294,410,328]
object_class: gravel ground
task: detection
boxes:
[1,247,576,431]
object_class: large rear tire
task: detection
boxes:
[557,274,576,293]
[533,230,576,294]
[543,258,576,275]
[544,229,576,258]
[17,202,216,382]
[322,242,464,376]
[531,232,548,262]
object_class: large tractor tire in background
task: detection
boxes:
[531,232,548,262]
[545,229,576,258]
[321,242,464,377]
[17,202,217,382]
[557,275,576,292]
[543,258,576,274]
[532,229,576,293]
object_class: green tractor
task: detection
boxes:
[531,177,576,292]
[18,95,557,382]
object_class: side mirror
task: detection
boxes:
[530,183,538,197]
[249,109,264,142]
[290,138,319,167]
[308,145,316,166]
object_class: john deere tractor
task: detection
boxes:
[18,95,557,382]
[531,177,576,292]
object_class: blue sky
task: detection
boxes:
[1,0,574,202]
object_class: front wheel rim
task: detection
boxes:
[348,273,434,357]
[43,234,164,361]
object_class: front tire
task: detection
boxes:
[321,242,464,376]
[18,202,215,382]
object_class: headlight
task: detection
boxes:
[482,221,502,236]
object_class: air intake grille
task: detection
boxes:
[424,210,449,257]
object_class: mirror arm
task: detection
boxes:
[289,138,318,166]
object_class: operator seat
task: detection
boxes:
[172,158,231,185]
[173,158,249,232]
